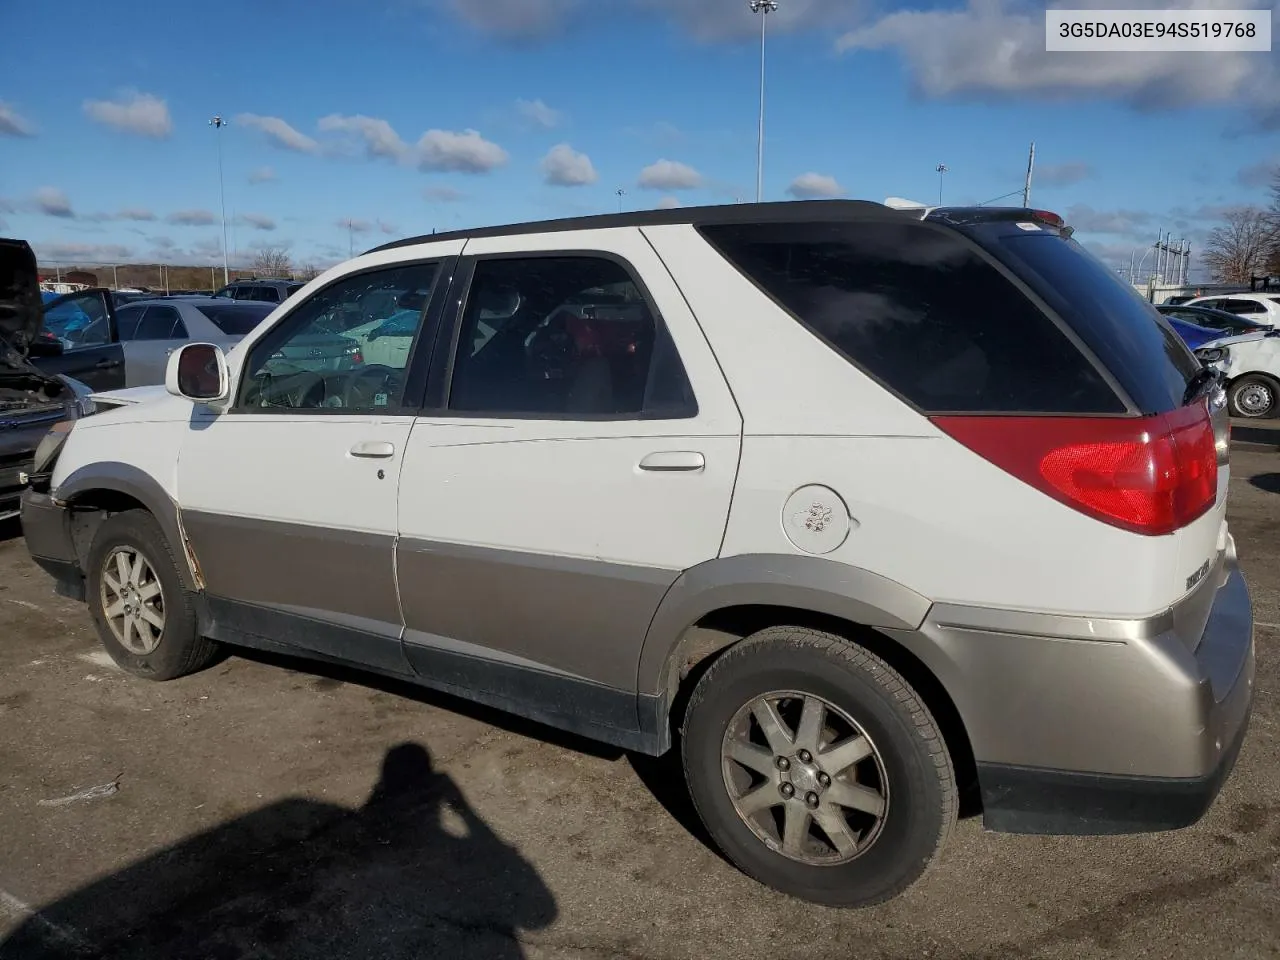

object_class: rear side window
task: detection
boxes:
[699,220,1122,414]
[1224,298,1265,315]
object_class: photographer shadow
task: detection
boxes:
[0,742,556,960]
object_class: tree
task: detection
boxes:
[297,262,320,281]
[1202,207,1274,283]
[252,245,292,278]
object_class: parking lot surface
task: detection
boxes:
[0,452,1277,960]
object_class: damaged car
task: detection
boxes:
[1,238,97,520]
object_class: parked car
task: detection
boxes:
[34,291,276,390]
[1183,292,1280,326]
[211,278,306,304]
[1,238,98,520]
[1161,315,1223,350]
[1193,327,1280,418]
[1157,303,1272,339]
[19,202,1252,908]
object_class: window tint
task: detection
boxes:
[194,303,273,336]
[239,262,439,412]
[448,256,695,418]
[249,286,281,303]
[1224,298,1265,315]
[135,305,183,340]
[114,304,145,340]
[700,221,1123,414]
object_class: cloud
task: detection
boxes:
[1237,159,1277,189]
[82,91,172,138]
[835,0,1272,125]
[424,185,465,203]
[191,237,224,259]
[318,113,410,161]
[1035,161,1093,187]
[117,207,157,221]
[378,220,399,235]
[35,187,74,218]
[445,0,581,40]
[541,143,597,186]
[168,209,217,226]
[786,172,845,199]
[36,242,134,263]
[338,217,374,233]
[150,235,178,251]
[248,166,278,184]
[0,101,35,137]
[516,98,563,129]
[240,213,277,231]
[235,113,320,153]
[1064,204,1153,235]
[638,159,703,191]
[416,129,508,173]
[656,196,682,209]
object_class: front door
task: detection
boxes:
[35,289,125,390]
[395,233,743,721]
[176,252,459,672]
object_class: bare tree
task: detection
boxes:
[252,245,292,278]
[1202,207,1275,283]
[297,262,320,281]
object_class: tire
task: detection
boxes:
[681,626,956,907]
[85,509,218,680]
[1227,375,1280,419]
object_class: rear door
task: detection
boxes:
[35,289,125,390]
[120,303,190,386]
[394,230,742,700]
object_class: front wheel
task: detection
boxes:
[681,627,956,907]
[1228,375,1280,419]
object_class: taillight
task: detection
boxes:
[932,400,1218,536]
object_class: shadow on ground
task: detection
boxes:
[0,743,556,960]
[1248,472,1280,494]
[0,516,20,544]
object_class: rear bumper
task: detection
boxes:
[20,488,85,601]
[884,544,1255,836]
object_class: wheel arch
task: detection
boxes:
[55,462,201,591]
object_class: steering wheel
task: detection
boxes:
[254,369,326,408]
[341,364,401,409]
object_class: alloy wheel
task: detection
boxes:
[100,546,166,655]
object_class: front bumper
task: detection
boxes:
[884,545,1255,836]
[20,488,85,601]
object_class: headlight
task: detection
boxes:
[1195,346,1228,363]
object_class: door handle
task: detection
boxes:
[94,357,121,368]
[638,451,705,472]
[349,440,396,459]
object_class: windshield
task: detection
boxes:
[978,227,1200,414]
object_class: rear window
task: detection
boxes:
[977,228,1200,414]
[194,303,273,335]
[699,220,1122,414]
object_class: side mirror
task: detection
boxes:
[166,343,229,402]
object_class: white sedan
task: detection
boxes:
[1195,328,1280,418]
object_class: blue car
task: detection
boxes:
[1165,316,1223,350]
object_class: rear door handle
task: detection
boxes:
[638,451,705,472]
[350,440,396,459]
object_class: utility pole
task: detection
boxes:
[209,115,230,286]
[749,0,779,203]
[1022,141,1035,208]
[112,264,118,290]
[935,163,948,206]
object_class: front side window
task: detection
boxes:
[238,262,439,412]
[114,304,145,340]
[447,256,695,418]
[134,305,184,340]
[42,292,112,348]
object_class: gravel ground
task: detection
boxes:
[0,450,1276,960]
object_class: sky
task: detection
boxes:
[2,0,1279,281]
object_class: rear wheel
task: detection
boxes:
[86,509,218,680]
[1228,374,1280,419]
[681,626,956,907]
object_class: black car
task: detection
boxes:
[211,278,306,304]
[1,239,97,520]
[1155,303,1271,338]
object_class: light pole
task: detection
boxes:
[209,115,230,285]
[616,188,625,213]
[935,163,948,206]
[750,0,779,203]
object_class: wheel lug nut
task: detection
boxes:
[818,772,831,787]
[805,792,819,809]
[798,749,812,764]
[775,756,790,771]
[780,782,795,798]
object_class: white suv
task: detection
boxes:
[20,202,1255,907]
[1185,292,1280,327]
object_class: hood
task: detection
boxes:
[0,237,44,361]
[88,384,169,410]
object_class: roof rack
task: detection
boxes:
[368,199,900,254]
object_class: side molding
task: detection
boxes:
[637,553,932,700]
[55,462,199,591]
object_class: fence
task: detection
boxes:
[35,259,319,294]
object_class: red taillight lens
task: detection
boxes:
[932,401,1218,536]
